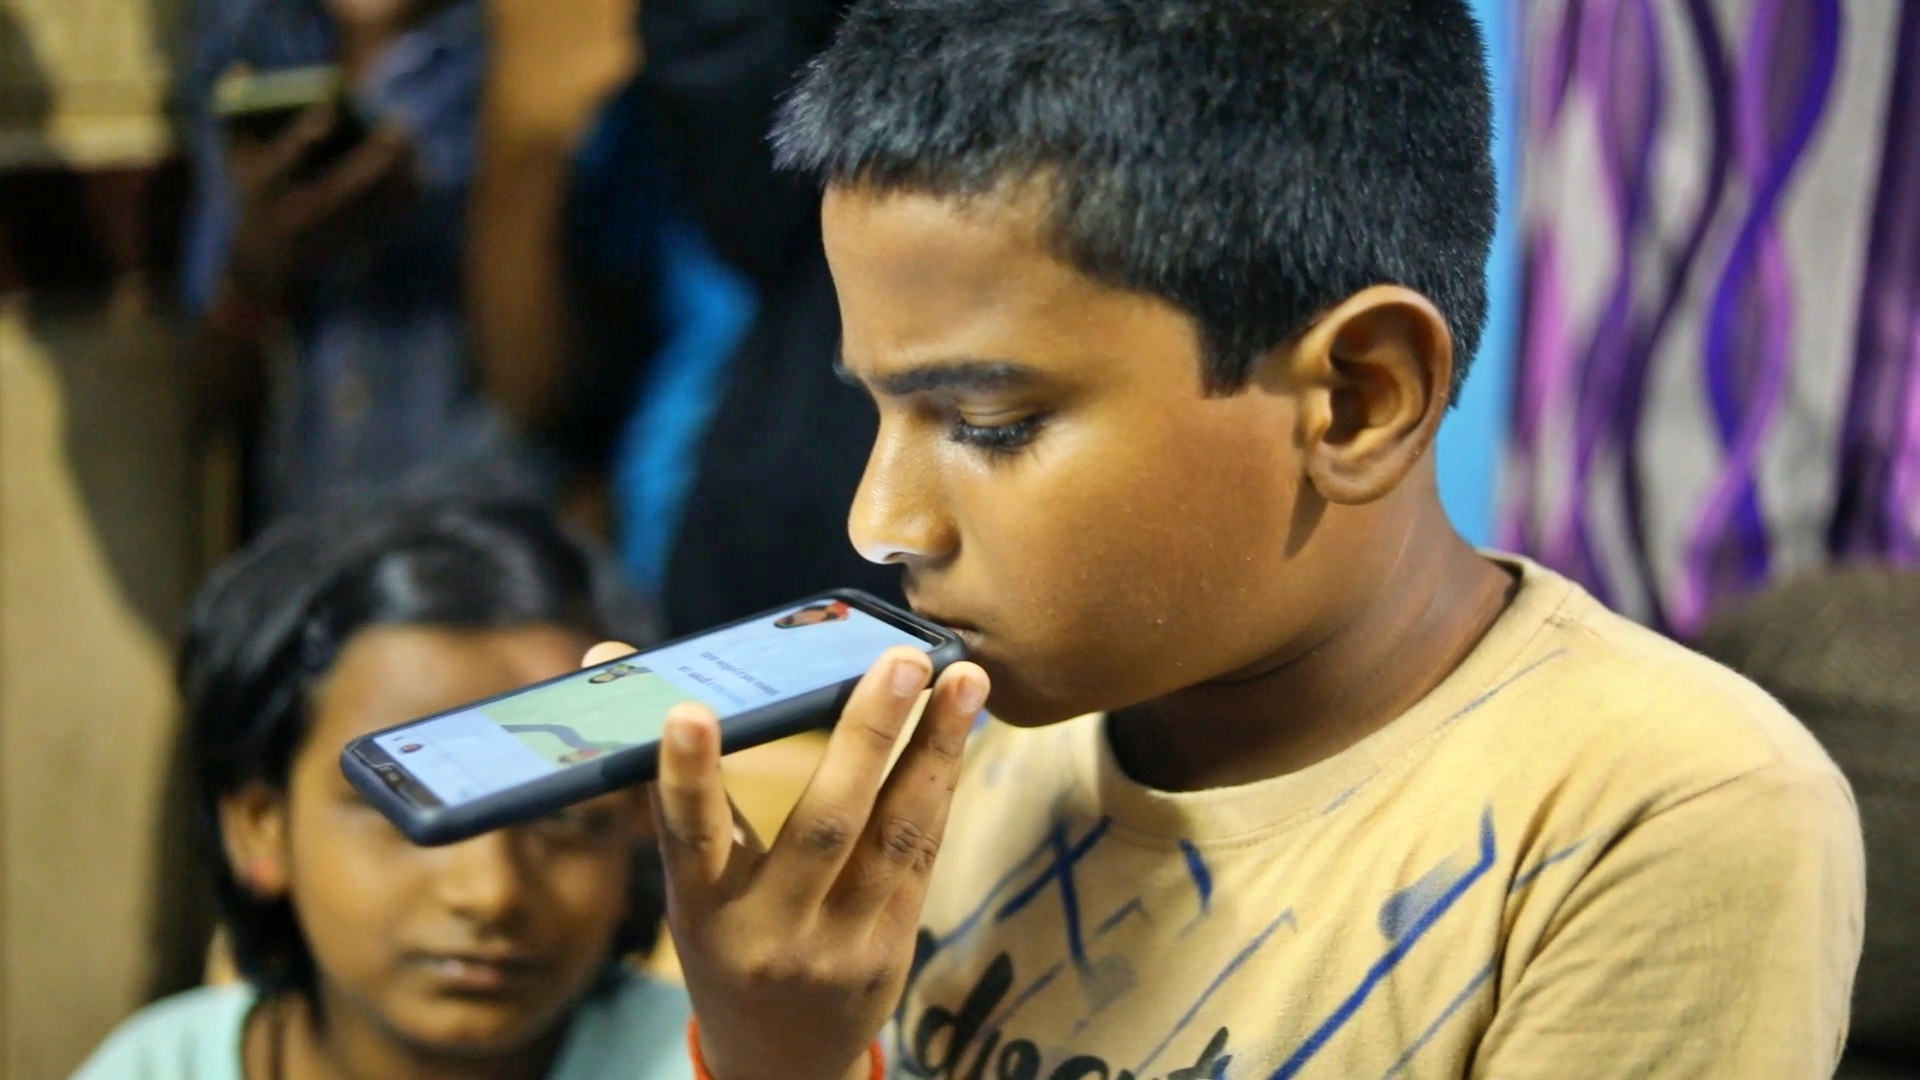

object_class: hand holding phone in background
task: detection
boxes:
[213,66,414,312]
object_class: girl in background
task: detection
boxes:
[77,496,688,1079]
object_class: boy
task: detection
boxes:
[633,2,1865,1079]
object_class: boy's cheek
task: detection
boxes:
[971,481,1300,698]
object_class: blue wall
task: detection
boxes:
[1436,0,1520,545]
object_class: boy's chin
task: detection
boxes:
[981,687,1099,729]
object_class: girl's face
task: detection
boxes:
[224,623,648,1056]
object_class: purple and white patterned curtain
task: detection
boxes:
[1503,0,1920,636]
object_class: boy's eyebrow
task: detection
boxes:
[833,351,1041,395]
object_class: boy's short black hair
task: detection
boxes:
[773,0,1496,398]
[179,495,660,998]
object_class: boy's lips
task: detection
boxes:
[906,586,987,648]
[913,606,980,637]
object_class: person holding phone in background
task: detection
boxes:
[185,0,541,529]
[73,496,692,1079]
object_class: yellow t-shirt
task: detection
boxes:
[899,557,1863,1080]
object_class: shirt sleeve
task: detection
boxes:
[1473,761,1864,1080]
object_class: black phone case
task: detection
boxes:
[340,589,966,846]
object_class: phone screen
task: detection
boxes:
[362,600,932,808]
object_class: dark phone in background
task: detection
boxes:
[213,65,370,180]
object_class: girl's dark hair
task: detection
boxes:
[178,495,661,998]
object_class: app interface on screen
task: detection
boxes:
[372,601,927,806]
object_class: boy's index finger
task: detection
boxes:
[651,703,737,893]
[760,647,934,913]
[830,662,987,921]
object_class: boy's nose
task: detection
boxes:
[432,830,530,925]
[848,425,955,566]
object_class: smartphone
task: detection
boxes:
[341,590,965,846]
[212,65,368,179]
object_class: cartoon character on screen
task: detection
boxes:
[774,600,851,629]
[587,662,649,684]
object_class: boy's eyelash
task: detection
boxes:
[949,415,1045,454]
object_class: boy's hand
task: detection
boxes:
[652,647,989,1080]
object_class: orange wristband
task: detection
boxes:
[686,1020,885,1080]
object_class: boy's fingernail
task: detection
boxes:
[955,673,987,716]
[891,658,926,696]
[668,717,699,752]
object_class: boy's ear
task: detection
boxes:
[219,782,290,900]
[1281,285,1453,505]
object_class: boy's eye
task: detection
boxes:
[949,413,1045,454]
